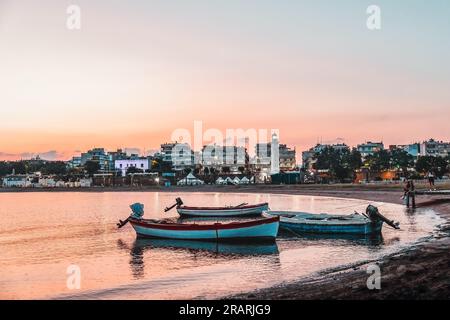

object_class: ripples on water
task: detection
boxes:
[0,192,442,299]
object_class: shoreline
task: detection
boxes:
[220,186,450,300]
[2,184,449,299]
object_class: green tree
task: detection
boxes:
[313,146,352,182]
[11,161,27,174]
[0,161,12,177]
[416,156,449,178]
[390,148,414,175]
[85,160,100,176]
[345,148,363,171]
[42,161,68,175]
[364,150,391,172]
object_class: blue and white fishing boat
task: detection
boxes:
[164,197,269,217]
[265,205,399,235]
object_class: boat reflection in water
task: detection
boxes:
[132,238,279,256]
[277,228,387,247]
[118,238,279,279]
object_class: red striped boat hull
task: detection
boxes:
[129,216,279,241]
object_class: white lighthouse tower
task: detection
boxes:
[270,132,280,175]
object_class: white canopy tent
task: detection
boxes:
[240,176,250,184]
[232,177,241,185]
[215,177,225,185]
[225,177,234,184]
[177,173,204,186]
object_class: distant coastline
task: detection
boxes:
[1,181,449,194]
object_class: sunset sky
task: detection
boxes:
[1,0,449,161]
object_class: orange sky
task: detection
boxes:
[1,1,449,161]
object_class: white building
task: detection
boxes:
[420,139,450,157]
[38,178,56,188]
[357,141,384,158]
[201,144,248,173]
[115,158,150,176]
[2,175,32,188]
[80,178,93,188]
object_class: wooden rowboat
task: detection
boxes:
[118,203,279,241]
[266,205,399,235]
[128,216,279,241]
[164,198,269,217]
[177,203,269,217]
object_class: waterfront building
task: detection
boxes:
[2,175,32,188]
[80,148,111,172]
[107,149,128,171]
[161,142,195,171]
[68,156,82,168]
[357,141,384,158]
[38,177,56,188]
[201,144,248,173]
[255,140,296,173]
[115,157,150,176]
[389,143,421,157]
[420,139,450,157]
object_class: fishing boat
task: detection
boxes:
[164,197,269,217]
[266,205,399,235]
[118,203,279,241]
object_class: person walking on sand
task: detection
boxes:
[402,179,416,207]
[402,179,414,199]
[426,171,436,190]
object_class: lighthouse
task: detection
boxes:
[270,132,280,175]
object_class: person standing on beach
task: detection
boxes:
[402,179,416,208]
[426,171,436,190]
[403,179,414,199]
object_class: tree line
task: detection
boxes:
[313,147,450,182]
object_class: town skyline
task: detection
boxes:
[1,1,450,160]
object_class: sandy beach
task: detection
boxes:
[2,183,450,299]
[224,184,450,300]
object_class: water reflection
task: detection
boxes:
[118,238,280,280]
[1,192,441,299]
[278,228,386,247]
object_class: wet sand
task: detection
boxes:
[223,185,450,300]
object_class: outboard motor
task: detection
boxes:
[130,203,145,219]
[164,198,184,212]
[366,205,381,222]
[117,203,145,229]
[366,205,400,229]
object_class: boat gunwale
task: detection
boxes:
[129,216,279,231]
[178,202,269,211]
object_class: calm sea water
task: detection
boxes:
[0,192,442,299]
